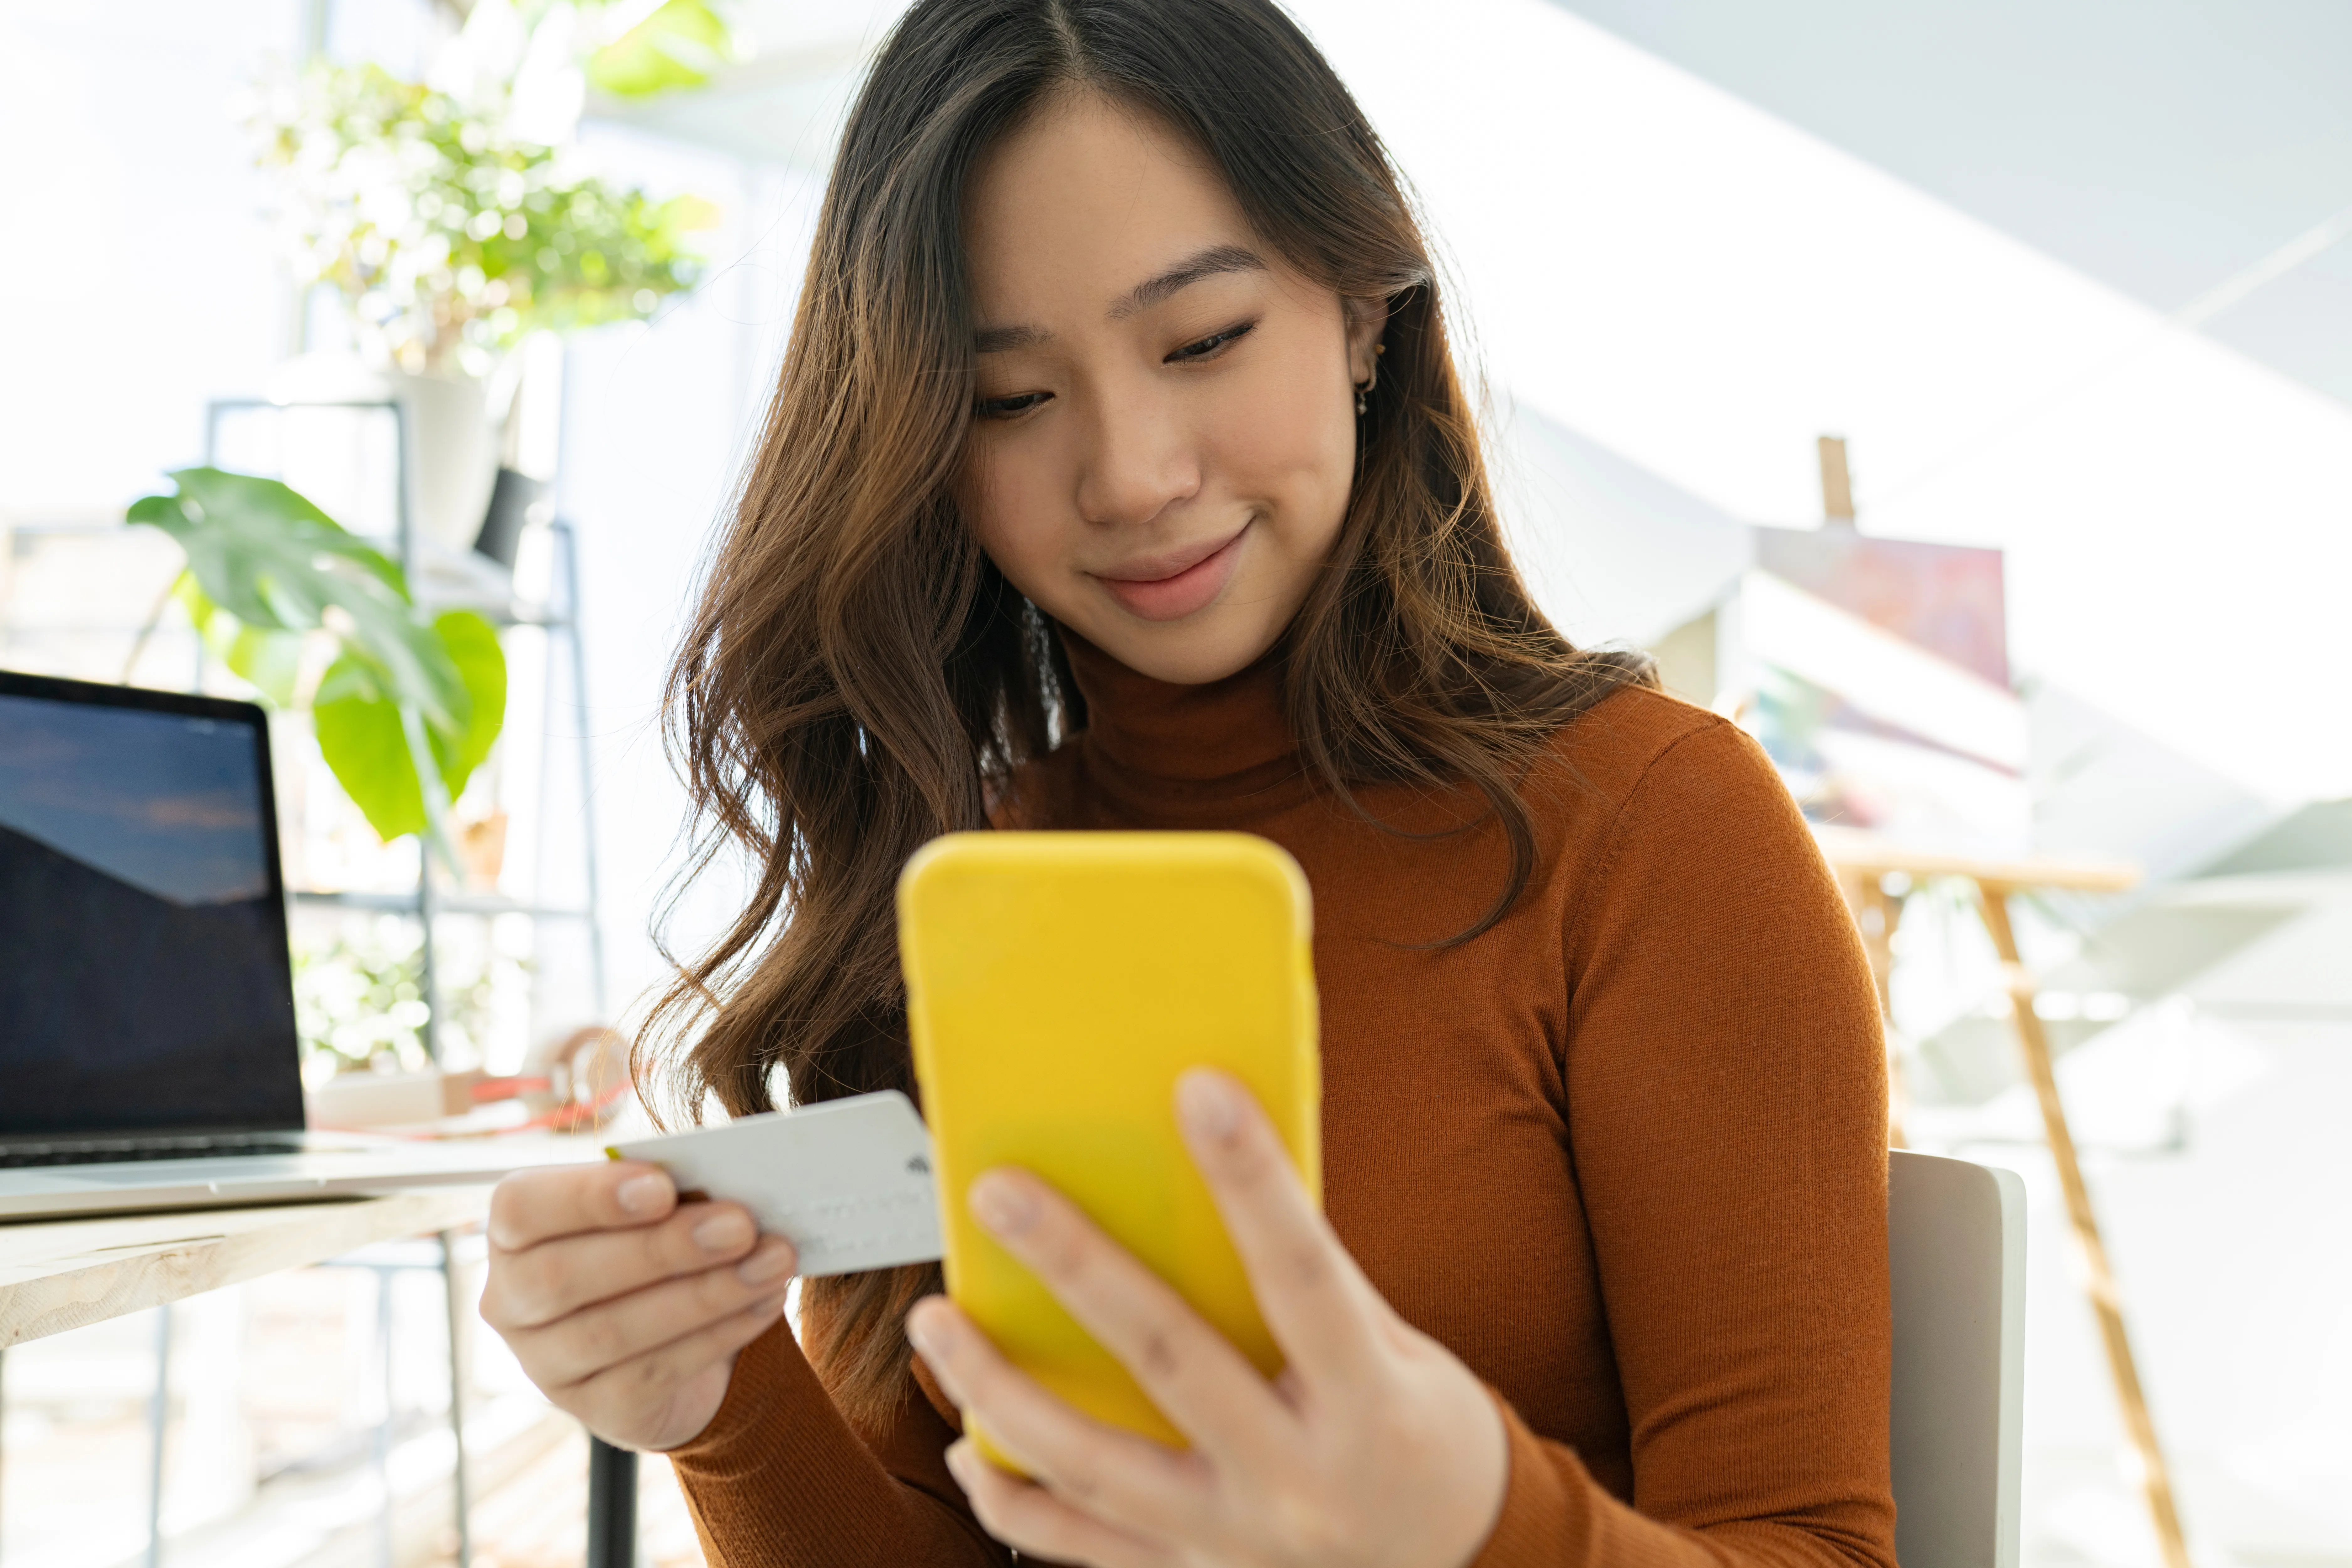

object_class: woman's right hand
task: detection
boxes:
[480,1160,798,1452]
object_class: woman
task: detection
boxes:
[479,2,1895,1565]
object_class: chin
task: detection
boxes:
[1081,610,1284,686]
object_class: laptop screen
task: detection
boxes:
[0,674,305,1136]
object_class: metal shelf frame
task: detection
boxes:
[200,395,611,1055]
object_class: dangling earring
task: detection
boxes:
[1354,342,1386,419]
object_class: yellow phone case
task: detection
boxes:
[898,831,1321,1460]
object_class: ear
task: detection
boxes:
[1345,296,1390,384]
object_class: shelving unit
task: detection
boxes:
[202,396,609,1062]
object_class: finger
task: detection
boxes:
[908,1298,1205,1542]
[1175,1070,1384,1387]
[511,1237,797,1387]
[945,1439,1171,1568]
[569,1290,791,1451]
[489,1160,676,1251]
[962,1167,1292,1467]
[484,1200,763,1328]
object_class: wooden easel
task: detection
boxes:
[1818,825,2194,1568]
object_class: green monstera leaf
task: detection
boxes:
[424,610,507,790]
[129,469,507,859]
[311,653,431,842]
[172,574,304,707]
[131,469,465,735]
[312,611,507,842]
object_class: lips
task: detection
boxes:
[1092,525,1250,622]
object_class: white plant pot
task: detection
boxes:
[386,368,500,553]
[265,355,502,554]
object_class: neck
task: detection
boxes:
[1057,628,1297,786]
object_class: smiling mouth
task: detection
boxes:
[1091,525,1251,622]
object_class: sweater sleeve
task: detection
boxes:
[665,1316,1012,1568]
[1472,716,1895,1568]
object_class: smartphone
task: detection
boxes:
[898,830,1321,1459]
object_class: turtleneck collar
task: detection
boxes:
[1057,628,1302,797]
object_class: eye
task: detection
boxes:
[976,390,1052,421]
[1166,319,1257,364]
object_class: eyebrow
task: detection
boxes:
[1110,243,1266,319]
[972,243,1268,354]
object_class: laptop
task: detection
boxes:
[0,668,592,1220]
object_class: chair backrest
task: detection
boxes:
[1888,1149,2026,1568]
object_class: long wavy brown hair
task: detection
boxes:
[641,0,1654,1430]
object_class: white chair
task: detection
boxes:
[1888,1149,2026,1568]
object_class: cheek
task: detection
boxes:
[1202,350,1355,554]
[958,444,1060,598]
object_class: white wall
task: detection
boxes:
[553,129,824,1023]
[0,0,302,518]
[1285,0,2352,804]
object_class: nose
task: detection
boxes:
[1073,373,1200,529]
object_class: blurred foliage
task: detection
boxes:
[296,921,434,1073]
[296,915,521,1074]
[584,0,739,97]
[130,467,506,855]
[248,60,716,375]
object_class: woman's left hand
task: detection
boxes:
[905,1068,1508,1568]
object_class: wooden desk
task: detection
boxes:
[0,1189,491,1348]
[0,1187,646,1568]
[1,1190,494,1566]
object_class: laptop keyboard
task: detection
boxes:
[0,1134,314,1168]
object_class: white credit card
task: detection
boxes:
[607,1090,944,1278]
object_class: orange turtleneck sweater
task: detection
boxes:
[668,635,1896,1568]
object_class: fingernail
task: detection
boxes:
[906,1308,950,1358]
[969,1172,1037,1236]
[945,1440,977,1488]
[617,1173,671,1216]
[737,1241,794,1285]
[693,1210,752,1253]
[1177,1070,1242,1144]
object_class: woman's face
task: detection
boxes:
[956,91,1382,686]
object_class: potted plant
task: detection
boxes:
[246,59,715,552]
[129,466,505,868]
